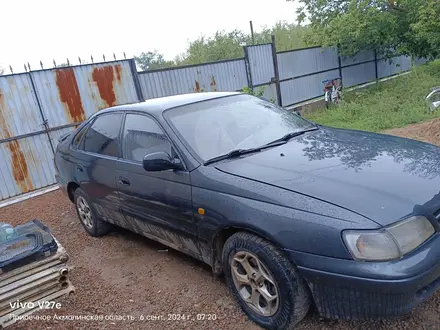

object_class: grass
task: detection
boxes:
[305,60,440,132]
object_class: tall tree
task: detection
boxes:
[179,24,311,65]
[181,30,247,64]
[293,0,440,59]
[134,50,175,71]
[252,22,310,51]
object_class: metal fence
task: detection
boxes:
[137,43,423,109]
[0,59,142,200]
[276,47,415,107]
[0,42,428,201]
[138,59,248,99]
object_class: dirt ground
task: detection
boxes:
[2,118,440,330]
[383,117,440,146]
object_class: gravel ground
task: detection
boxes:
[2,119,440,330]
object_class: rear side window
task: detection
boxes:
[83,114,122,157]
[71,123,90,149]
[122,114,172,162]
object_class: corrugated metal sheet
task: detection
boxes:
[414,57,428,66]
[0,135,55,200]
[247,44,275,85]
[138,59,247,99]
[342,62,376,88]
[32,60,138,128]
[277,48,339,80]
[341,51,375,66]
[0,74,41,139]
[280,69,340,106]
[0,60,139,201]
[378,56,411,79]
[50,126,76,149]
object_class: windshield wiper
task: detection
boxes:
[265,127,319,146]
[204,148,262,165]
[204,140,288,165]
[203,127,319,166]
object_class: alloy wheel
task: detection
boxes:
[76,196,93,229]
[231,251,279,316]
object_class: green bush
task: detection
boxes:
[240,86,275,104]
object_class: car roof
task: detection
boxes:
[98,92,242,116]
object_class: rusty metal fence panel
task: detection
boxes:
[0,135,55,200]
[138,59,248,99]
[33,60,139,128]
[0,74,41,139]
[0,74,54,199]
[0,59,141,201]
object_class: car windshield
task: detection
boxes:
[164,94,316,162]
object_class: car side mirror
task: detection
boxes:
[142,152,184,172]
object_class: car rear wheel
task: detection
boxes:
[73,187,110,237]
[222,232,311,330]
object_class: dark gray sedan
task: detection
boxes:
[54,92,440,329]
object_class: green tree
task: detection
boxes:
[178,23,311,65]
[134,50,176,71]
[293,0,440,59]
[253,21,310,51]
[181,30,247,65]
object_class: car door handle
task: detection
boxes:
[119,177,131,186]
[76,165,83,172]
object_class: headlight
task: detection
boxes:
[343,216,435,261]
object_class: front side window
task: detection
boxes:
[83,113,122,157]
[122,114,172,162]
[164,94,316,162]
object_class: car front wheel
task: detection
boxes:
[222,232,311,330]
[74,187,110,237]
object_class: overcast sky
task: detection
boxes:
[1,0,299,73]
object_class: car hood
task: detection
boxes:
[215,126,440,226]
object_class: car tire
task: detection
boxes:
[73,187,110,237]
[222,232,311,330]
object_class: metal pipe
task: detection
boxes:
[59,268,69,276]
[0,281,61,311]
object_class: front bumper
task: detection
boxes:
[285,233,440,320]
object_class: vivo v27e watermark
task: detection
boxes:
[9,300,62,310]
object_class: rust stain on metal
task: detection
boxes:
[92,66,117,107]
[115,65,122,82]
[56,68,86,123]
[0,90,10,139]
[195,80,201,92]
[210,75,217,91]
[7,140,34,193]
[0,91,33,193]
